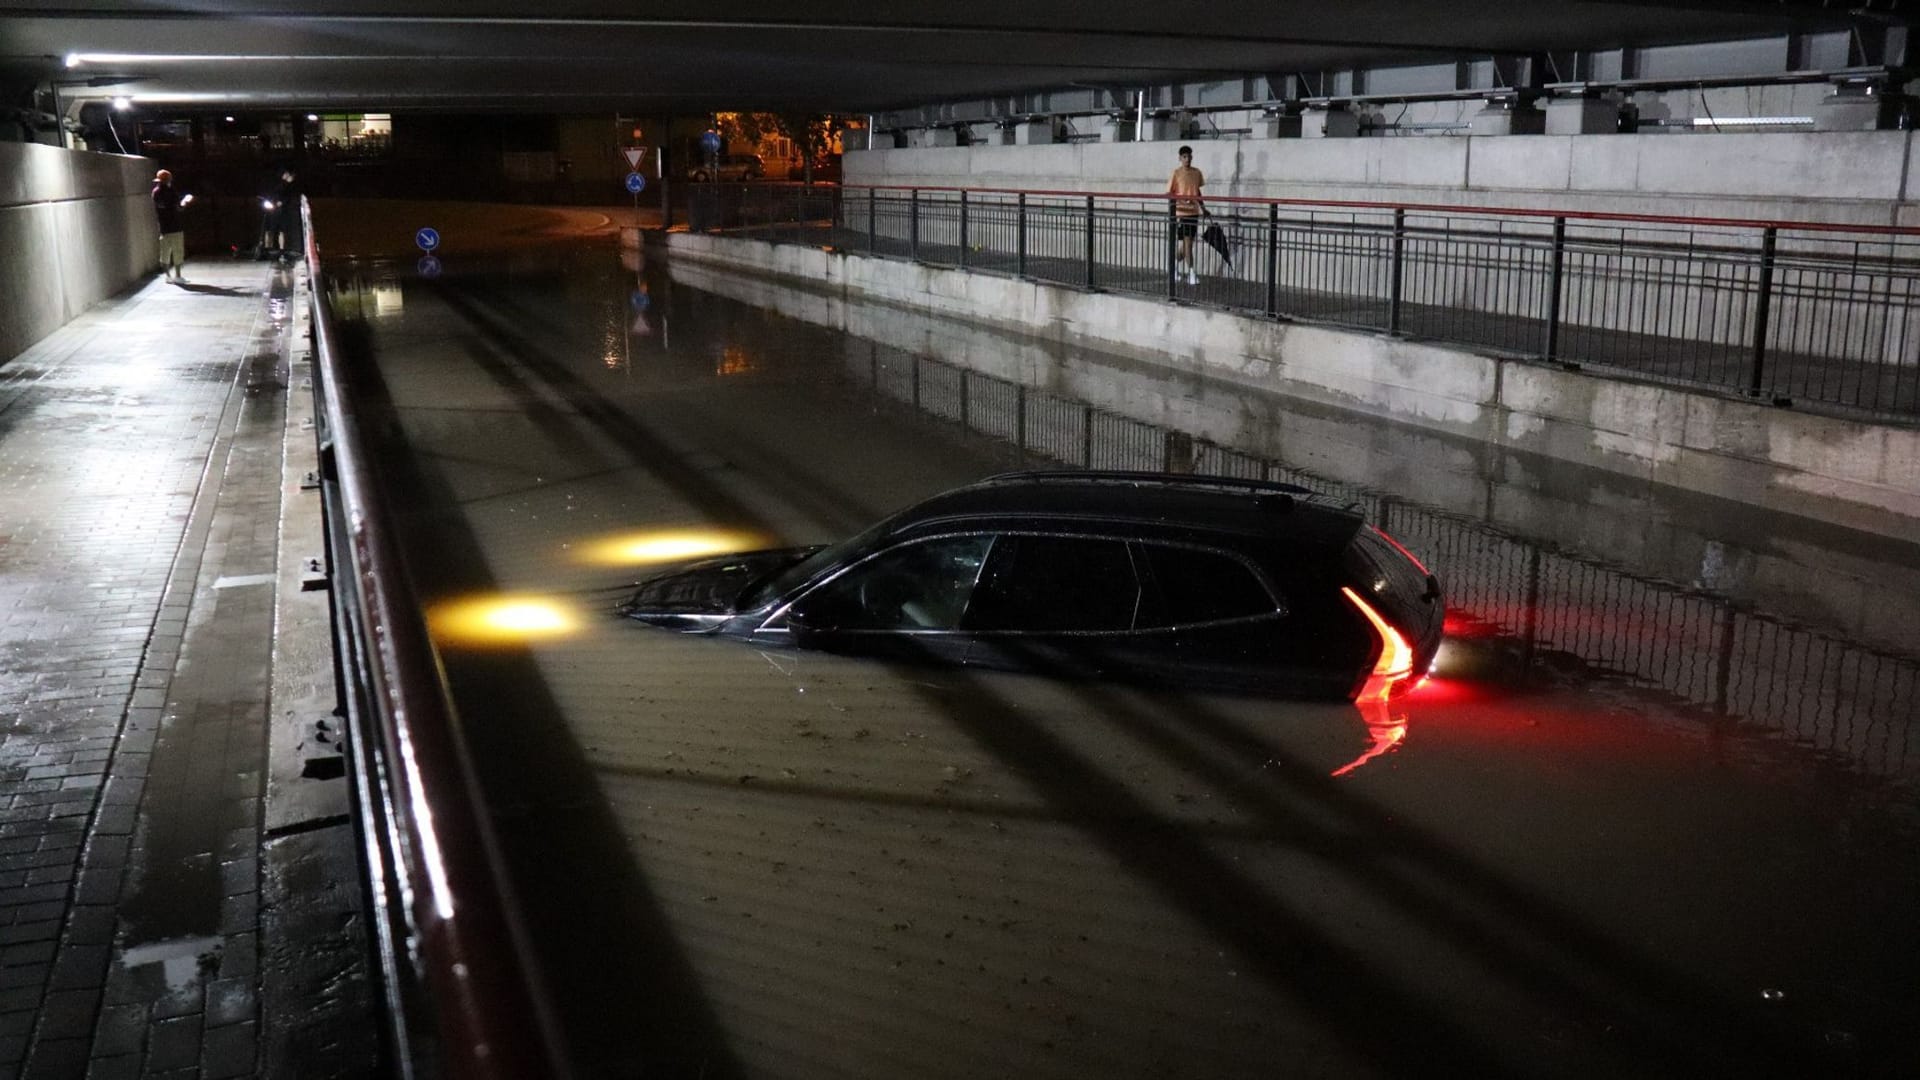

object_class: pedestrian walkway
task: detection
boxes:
[0,260,373,1079]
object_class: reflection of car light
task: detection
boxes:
[1331,697,1407,777]
[1342,586,1413,702]
[578,528,766,566]
[1369,525,1430,576]
[428,595,579,646]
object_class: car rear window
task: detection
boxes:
[1135,544,1276,627]
[965,535,1139,632]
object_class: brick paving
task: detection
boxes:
[0,261,360,1079]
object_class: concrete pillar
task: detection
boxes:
[1545,96,1619,135]
[1014,120,1057,145]
[1138,116,1183,141]
[1256,113,1303,139]
[1814,84,1897,131]
[1469,101,1545,136]
[1100,117,1135,143]
[1300,105,1359,138]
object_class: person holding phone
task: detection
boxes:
[151,169,195,284]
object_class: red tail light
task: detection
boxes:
[1342,586,1414,702]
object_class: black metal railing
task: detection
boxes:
[685,182,1920,422]
[301,199,571,1079]
[835,333,1920,776]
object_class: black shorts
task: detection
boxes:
[1176,218,1199,239]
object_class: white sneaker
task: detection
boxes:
[1187,268,1199,286]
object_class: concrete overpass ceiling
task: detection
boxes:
[0,1,1896,112]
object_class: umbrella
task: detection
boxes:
[1200,217,1233,272]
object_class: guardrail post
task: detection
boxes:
[1017,193,1028,277]
[1166,201,1178,300]
[867,190,876,254]
[959,190,969,269]
[1264,202,1279,317]
[1750,226,1778,396]
[909,188,920,260]
[1389,207,1406,333]
[1015,385,1028,457]
[1544,215,1567,360]
[1085,195,1097,288]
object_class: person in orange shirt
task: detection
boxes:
[1166,145,1204,285]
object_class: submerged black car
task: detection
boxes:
[618,471,1444,701]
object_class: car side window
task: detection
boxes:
[796,535,994,631]
[965,535,1139,632]
[1134,543,1277,628]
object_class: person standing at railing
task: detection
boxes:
[1167,145,1205,286]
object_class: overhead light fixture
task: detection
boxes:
[111,96,131,110]
[306,113,319,121]
[65,52,360,64]
[225,115,235,122]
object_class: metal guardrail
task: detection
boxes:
[300,198,571,1079]
[685,182,1920,422]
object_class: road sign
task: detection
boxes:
[699,130,722,154]
[417,254,442,278]
[622,146,646,169]
[625,171,647,194]
[415,227,440,252]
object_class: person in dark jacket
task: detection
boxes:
[263,168,301,262]
[151,169,193,283]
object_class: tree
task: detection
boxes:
[772,113,847,184]
[714,111,849,183]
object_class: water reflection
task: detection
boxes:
[327,264,405,319]
[1332,698,1409,777]
[668,255,1920,779]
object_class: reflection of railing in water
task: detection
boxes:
[841,336,1920,776]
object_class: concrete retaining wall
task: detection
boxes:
[0,144,160,366]
[665,231,1920,541]
[846,132,1920,228]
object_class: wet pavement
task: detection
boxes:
[0,260,375,1078]
[327,240,1920,1079]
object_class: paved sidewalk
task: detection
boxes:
[0,261,372,1079]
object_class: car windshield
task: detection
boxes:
[736,513,904,610]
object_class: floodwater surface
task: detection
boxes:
[326,243,1920,1079]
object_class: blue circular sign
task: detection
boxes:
[699,130,722,154]
[415,227,440,252]
[417,254,442,278]
[625,171,647,194]
[630,290,651,312]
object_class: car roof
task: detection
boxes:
[890,470,1366,556]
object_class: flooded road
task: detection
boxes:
[325,242,1920,1079]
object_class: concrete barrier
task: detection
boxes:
[666,230,1920,541]
[847,131,1920,227]
[0,144,160,366]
